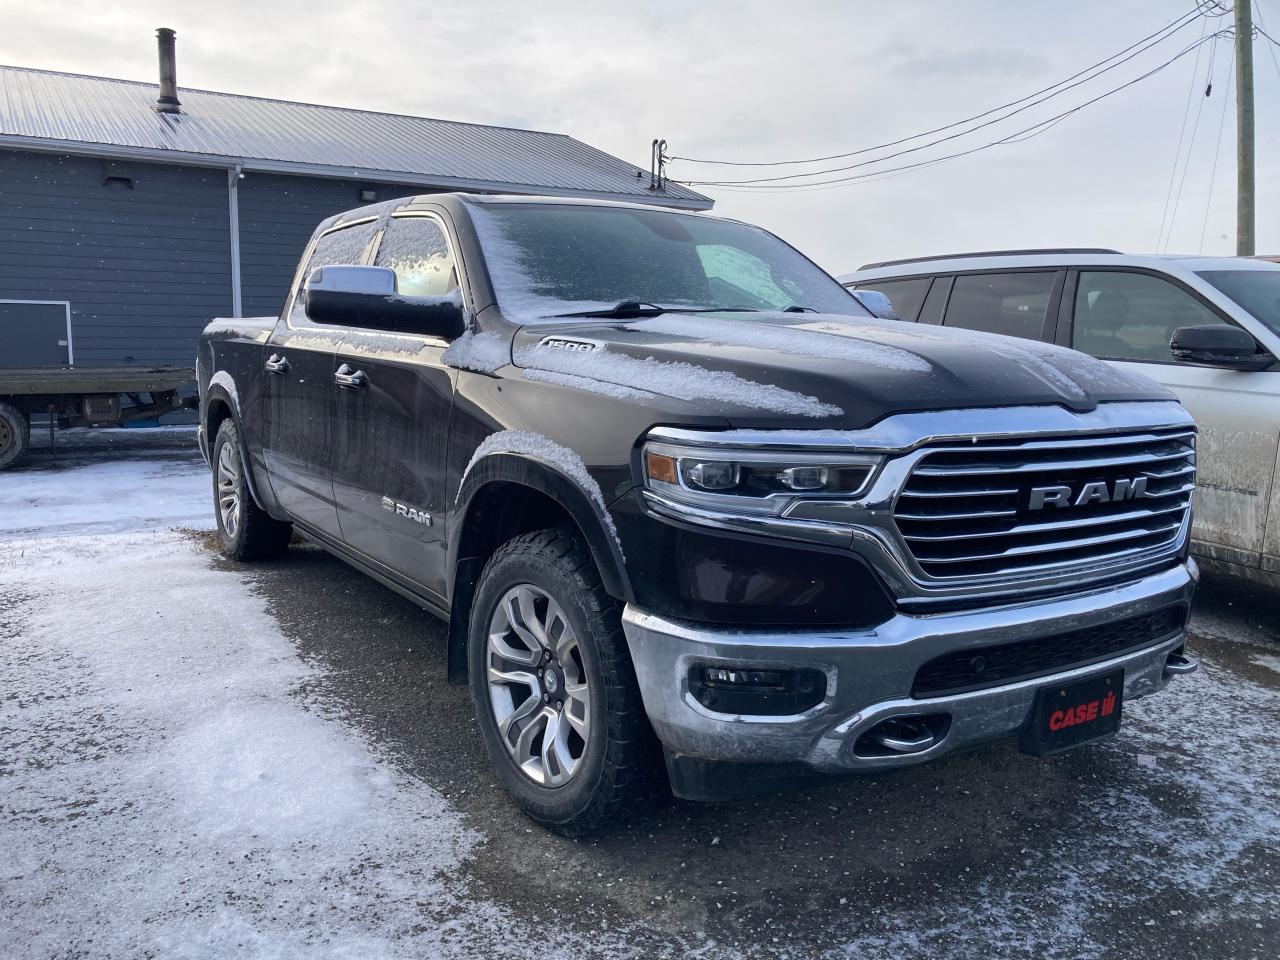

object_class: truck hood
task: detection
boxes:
[509,311,1174,429]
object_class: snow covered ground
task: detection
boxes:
[2,429,1279,959]
[0,427,211,539]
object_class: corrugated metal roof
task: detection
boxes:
[0,65,711,209]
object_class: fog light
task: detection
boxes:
[690,665,826,716]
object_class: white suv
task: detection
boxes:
[842,250,1280,589]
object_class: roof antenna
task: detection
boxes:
[155,28,181,114]
[649,139,668,192]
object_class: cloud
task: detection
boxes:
[0,0,1275,268]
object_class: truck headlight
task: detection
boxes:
[643,438,881,515]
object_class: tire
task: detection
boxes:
[0,401,30,471]
[468,527,660,835]
[211,418,292,560]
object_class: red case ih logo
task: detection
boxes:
[1048,690,1117,732]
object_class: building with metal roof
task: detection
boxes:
[0,29,709,368]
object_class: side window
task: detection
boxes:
[375,216,460,298]
[943,272,1057,340]
[289,221,376,325]
[1073,271,1227,363]
[852,278,932,322]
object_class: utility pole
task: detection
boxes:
[1235,0,1255,256]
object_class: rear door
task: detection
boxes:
[329,212,461,600]
[1067,268,1280,566]
[260,217,379,538]
[938,270,1065,341]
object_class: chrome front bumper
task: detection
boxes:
[622,560,1198,773]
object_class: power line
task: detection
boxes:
[1162,18,1208,249]
[1253,2,1280,83]
[1157,16,1213,248]
[1199,50,1234,253]
[678,32,1227,192]
[670,2,1224,170]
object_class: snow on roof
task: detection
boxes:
[0,64,712,210]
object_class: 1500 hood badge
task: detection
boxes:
[381,496,433,525]
[1027,476,1149,511]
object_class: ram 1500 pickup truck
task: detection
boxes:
[198,194,1200,834]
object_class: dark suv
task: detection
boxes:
[198,196,1199,834]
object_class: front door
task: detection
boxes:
[260,217,380,538]
[329,212,462,600]
[1069,269,1280,565]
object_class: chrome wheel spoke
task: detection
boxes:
[485,582,591,788]
[215,442,241,538]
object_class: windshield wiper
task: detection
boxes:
[554,301,761,319]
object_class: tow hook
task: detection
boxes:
[1164,651,1199,678]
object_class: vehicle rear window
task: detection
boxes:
[1196,269,1280,338]
[850,277,931,322]
[942,272,1057,340]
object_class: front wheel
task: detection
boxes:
[468,528,660,835]
[211,418,292,560]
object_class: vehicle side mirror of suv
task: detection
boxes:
[1170,324,1274,371]
[850,289,900,320]
[303,265,465,338]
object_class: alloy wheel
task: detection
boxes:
[216,440,241,539]
[0,418,11,456]
[486,583,591,787]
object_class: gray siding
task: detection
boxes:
[237,172,429,317]
[0,148,232,366]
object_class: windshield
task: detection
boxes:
[1196,269,1280,338]
[469,203,869,320]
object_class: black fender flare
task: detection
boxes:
[445,452,634,685]
[202,377,270,513]
[449,451,632,602]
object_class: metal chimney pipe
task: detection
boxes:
[155,28,181,114]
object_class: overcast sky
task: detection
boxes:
[2,0,1276,272]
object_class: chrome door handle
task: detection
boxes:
[334,364,368,389]
[264,353,290,375]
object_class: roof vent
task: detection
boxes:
[155,28,181,114]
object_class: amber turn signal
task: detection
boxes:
[645,450,678,485]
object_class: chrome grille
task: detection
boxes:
[893,429,1195,581]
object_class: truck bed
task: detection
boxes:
[0,366,196,396]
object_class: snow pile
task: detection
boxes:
[514,342,841,417]
[630,315,931,373]
[442,329,511,373]
[459,429,622,551]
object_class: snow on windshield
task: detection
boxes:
[469,203,863,322]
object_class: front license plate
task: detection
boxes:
[1019,668,1124,757]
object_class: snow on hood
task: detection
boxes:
[512,339,842,418]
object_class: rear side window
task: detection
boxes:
[375,216,459,298]
[1073,271,1226,362]
[943,272,1057,340]
[290,221,377,325]
[851,277,931,322]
